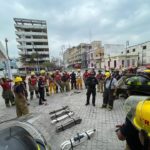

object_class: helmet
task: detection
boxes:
[123,96,150,120]
[14,77,22,83]
[40,70,45,74]
[144,69,150,73]
[105,72,111,78]
[31,71,35,76]
[133,100,150,137]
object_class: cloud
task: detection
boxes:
[0,0,150,58]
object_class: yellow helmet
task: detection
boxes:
[144,69,150,73]
[40,70,45,74]
[14,77,22,83]
[105,72,111,78]
[133,100,150,137]
[31,71,35,76]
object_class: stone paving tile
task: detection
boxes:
[0,89,125,150]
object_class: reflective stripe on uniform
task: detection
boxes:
[37,144,41,150]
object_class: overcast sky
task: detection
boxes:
[0,0,150,58]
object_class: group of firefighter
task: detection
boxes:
[0,68,120,117]
[1,68,150,149]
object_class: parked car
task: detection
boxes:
[116,74,150,98]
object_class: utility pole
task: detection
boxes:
[125,41,129,68]
[5,38,12,79]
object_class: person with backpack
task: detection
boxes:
[101,71,117,111]
[85,71,98,106]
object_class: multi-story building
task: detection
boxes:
[104,41,150,69]
[87,41,104,69]
[124,41,150,66]
[14,18,50,70]
[64,43,91,69]
[63,41,104,69]
[104,54,139,70]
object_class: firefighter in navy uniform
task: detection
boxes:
[38,76,47,105]
[70,70,77,90]
[85,71,98,106]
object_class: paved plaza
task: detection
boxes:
[0,88,126,150]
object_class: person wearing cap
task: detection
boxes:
[76,69,83,90]
[83,69,89,89]
[28,71,39,100]
[70,70,77,90]
[0,77,15,107]
[13,76,29,117]
[101,71,117,110]
[85,71,98,106]
[96,70,105,93]
[61,71,70,92]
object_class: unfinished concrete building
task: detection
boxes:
[14,18,50,70]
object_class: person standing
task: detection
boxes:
[61,71,70,92]
[0,77,15,107]
[96,70,105,93]
[101,72,117,111]
[49,72,56,95]
[76,69,83,90]
[13,77,29,117]
[83,69,89,89]
[28,72,39,100]
[85,72,98,106]
[54,70,62,93]
[70,70,77,90]
[38,76,47,105]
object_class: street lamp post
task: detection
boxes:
[5,38,12,79]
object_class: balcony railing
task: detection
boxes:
[16,38,48,42]
[17,45,49,49]
[15,31,47,36]
[15,24,47,29]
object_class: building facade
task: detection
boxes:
[104,54,139,70]
[63,41,104,69]
[125,41,150,66]
[14,18,50,70]
[87,41,104,69]
[64,43,91,69]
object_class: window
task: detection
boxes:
[26,42,31,45]
[91,53,93,59]
[122,60,124,66]
[126,50,129,53]
[132,49,135,52]
[114,60,117,68]
[132,59,135,66]
[127,59,130,67]
[143,46,147,49]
